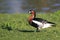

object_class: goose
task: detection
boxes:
[28,10,56,31]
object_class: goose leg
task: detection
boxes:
[36,27,40,32]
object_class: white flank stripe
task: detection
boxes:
[32,20,53,29]
[32,20,43,26]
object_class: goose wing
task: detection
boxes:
[33,18,47,22]
[32,19,56,29]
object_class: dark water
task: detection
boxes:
[0,0,60,13]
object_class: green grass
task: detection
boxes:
[0,11,60,40]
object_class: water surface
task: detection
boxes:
[0,0,60,13]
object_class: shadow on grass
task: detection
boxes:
[18,30,34,32]
[17,29,40,32]
[2,26,12,31]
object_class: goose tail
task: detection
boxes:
[42,22,56,29]
[47,22,56,27]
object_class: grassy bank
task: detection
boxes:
[0,11,60,40]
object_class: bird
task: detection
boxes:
[28,10,56,32]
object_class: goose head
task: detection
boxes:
[28,10,36,23]
[29,10,36,18]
